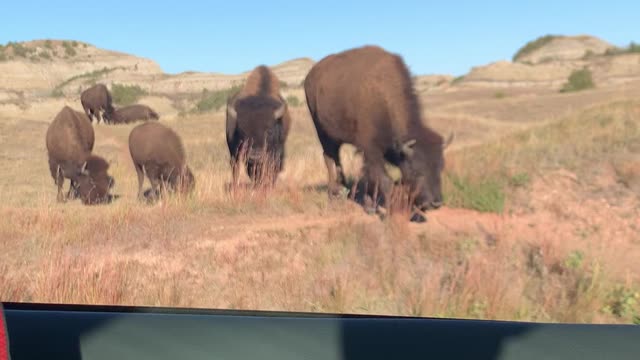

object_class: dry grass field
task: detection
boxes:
[1,51,640,325]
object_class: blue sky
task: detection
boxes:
[1,1,638,76]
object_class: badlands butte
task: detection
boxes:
[0,35,639,323]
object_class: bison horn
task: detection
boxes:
[274,103,286,119]
[227,103,237,119]
[401,139,417,157]
[80,161,89,175]
[384,162,403,183]
[443,132,455,150]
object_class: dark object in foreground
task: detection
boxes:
[3,302,639,360]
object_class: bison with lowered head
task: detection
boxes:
[128,122,195,201]
[80,83,115,124]
[226,65,291,186]
[45,106,115,204]
[106,104,159,124]
[304,45,453,221]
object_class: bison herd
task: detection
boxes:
[45,45,454,222]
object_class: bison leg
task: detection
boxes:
[135,164,145,200]
[230,157,241,189]
[362,157,394,215]
[95,109,103,124]
[82,104,93,123]
[319,139,346,198]
[66,179,79,200]
[53,165,65,203]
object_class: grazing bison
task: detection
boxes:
[45,106,115,204]
[80,84,114,124]
[128,122,195,201]
[106,104,159,124]
[226,65,291,185]
[304,45,453,220]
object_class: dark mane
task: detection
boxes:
[256,65,272,96]
[235,94,281,111]
[391,54,423,130]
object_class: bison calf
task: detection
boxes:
[46,106,115,204]
[105,104,159,124]
[128,122,195,201]
[304,45,453,221]
[226,65,291,186]
[80,84,115,124]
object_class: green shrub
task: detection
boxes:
[51,67,123,97]
[286,95,301,107]
[444,174,505,213]
[194,85,242,113]
[509,172,530,187]
[451,75,465,85]
[564,250,585,270]
[602,285,639,321]
[513,34,559,62]
[279,80,288,89]
[582,49,596,60]
[44,40,53,49]
[560,68,595,93]
[9,42,29,57]
[39,51,52,60]
[62,41,76,57]
[111,83,148,105]
[50,88,64,98]
[494,91,506,99]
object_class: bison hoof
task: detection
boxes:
[410,212,427,223]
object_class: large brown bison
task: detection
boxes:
[45,106,115,204]
[128,122,195,201]
[226,65,291,185]
[80,84,114,124]
[304,45,453,221]
[106,104,159,124]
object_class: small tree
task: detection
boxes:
[286,95,301,107]
[560,68,595,93]
[111,83,148,105]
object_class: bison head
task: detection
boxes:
[73,155,115,205]
[228,96,287,182]
[169,165,195,195]
[387,131,454,212]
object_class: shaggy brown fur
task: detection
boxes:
[226,65,292,185]
[106,104,159,124]
[304,45,453,220]
[45,106,114,204]
[128,122,195,201]
[80,84,115,124]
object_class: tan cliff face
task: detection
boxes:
[0,40,315,99]
[515,35,613,64]
[0,40,162,93]
[453,36,640,90]
[1,35,640,109]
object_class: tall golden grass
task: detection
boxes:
[0,101,638,325]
